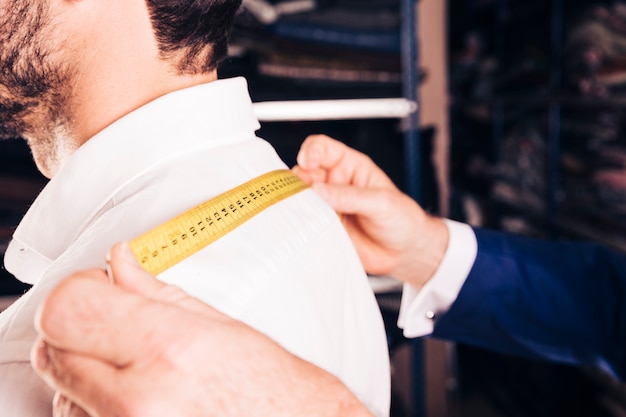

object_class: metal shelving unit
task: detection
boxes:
[449,0,626,415]
[400,2,424,416]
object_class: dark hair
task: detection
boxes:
[145,0,242,74]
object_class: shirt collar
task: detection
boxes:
[5,77,260,284]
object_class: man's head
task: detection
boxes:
[0,0,242,178]
[145,0,242,74]
[0,0,73,177]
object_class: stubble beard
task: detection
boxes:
[0,0,75,177]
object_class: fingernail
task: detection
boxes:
[299,146,321,170]
[106,260,114,284]
[118,242,142,270]
[32,339,50,372]
[108,242,141,284]
[106,244,117,283]
[312,183,329,201]
[307,148,321,168]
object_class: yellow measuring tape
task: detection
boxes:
[129,170,308,276]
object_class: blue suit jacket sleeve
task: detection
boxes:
[431,227,626,380]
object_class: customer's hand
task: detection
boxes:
[32,242,372,417]
[294,134,448,288]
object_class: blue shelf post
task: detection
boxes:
[400,0,424,416]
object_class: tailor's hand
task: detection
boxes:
[52,392,89,417]
[293,134,448,288]
[31,242,372,417]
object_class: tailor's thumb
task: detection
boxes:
[107,241,165,295]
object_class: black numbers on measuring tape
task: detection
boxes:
[136,247,150,265]
[132,173,304,274]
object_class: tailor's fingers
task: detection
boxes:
[296,134,336,170]
[311,182,396,218]
[33,341,120,417]
[296,134,396,188]
[35,274,168,366]
[36,270,231,366]
[53,392,91,417]
[108,242,228,318]
[296,134,358,183]
[106,241,156,290]
[291,165,328,186]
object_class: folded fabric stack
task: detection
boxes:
[224,0,406,101]
[565,3,626,97]
[491,123,548,216]
[450,0,626,249]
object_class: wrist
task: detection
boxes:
[286,355,374,417]
[393,215,449,289]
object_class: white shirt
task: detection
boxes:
[0,77,391,416]
[398,220,478,337]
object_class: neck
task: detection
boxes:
[23,0,226,178]
[71,70,219,148]
[59,0,221,148]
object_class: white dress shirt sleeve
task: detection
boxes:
[397,219,478,338]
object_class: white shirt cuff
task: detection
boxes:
[397,219,478,338]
